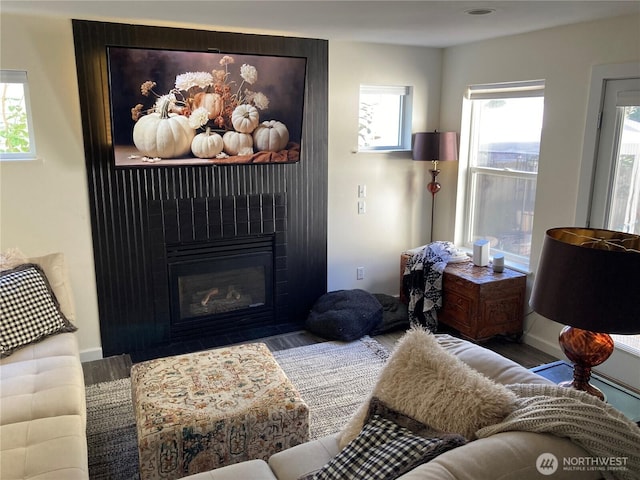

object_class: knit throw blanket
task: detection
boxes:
[402,242,458,331]
[476,384,640,480]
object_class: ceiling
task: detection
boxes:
[1,0,639,48]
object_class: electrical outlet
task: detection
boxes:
[356,267,365,280]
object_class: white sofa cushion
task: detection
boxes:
[434,334,555,386]
[0,343,86,426]
[398,431,601,480]
[180,460,277,480]
[0,331,80,366]
[0,415,88,480]
[269,434,341,480]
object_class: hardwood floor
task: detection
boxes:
[82,329,557,386]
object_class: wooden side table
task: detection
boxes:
[400,254,526,342]
[441,261,526,342]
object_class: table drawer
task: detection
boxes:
[441,289,473,329]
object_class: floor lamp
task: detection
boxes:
[530,227,640,400]
[412,132,458,242]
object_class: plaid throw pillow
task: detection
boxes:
[308,414,466,480]
[0,264,76,357]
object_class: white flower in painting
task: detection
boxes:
[240,64,258,85]
[251,92,269,110]
[175,71,214,91]
[189,107,210,129]
[219,55,235,66]
[154,94,177,113]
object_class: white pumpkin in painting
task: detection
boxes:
[231,104,260,133]
[223,131,253,156]
[133,98,195,158]
[253,120,289,152]
[191,128,224,158]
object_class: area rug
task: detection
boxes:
[272,336,390,440]
[85,336,389,480]
[86,378,140,480]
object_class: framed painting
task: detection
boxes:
[107,46,306,167]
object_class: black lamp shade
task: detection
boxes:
[530,227,640,334]
[412,132,458,162]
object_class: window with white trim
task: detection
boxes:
[0,70,36,160]
[358,85,412,151]
[460,80,545,267]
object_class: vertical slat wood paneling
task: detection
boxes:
[73,20,328,356]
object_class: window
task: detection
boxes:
[358,85,412,151]
[460,80,545,267]
[588,78,639,235]
[0,70,36,160]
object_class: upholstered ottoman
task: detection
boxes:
[131,343,309,480]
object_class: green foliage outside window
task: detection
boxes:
[0,82,31,153]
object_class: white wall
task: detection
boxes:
[0,14,102,361]
[439,14,640,387]
[327,42,442,293]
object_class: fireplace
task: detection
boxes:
[74,20,328,358]
[167,237,274,339]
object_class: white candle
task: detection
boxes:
[493,253,504,273]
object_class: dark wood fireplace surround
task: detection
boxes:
[73,21,328,361]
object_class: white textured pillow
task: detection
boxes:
[0,248,28,271]
[29,253,76,324]
[339,327,517,448]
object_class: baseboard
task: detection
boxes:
[80,347,103,363]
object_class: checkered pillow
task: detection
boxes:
[307,414,466,480]
[0,264,76,357]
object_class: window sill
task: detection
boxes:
[458,248,532,275]
[352,148,412,155]
[0,155,40,162]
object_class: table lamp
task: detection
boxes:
[530,227,640,400]
[412,131,458,242]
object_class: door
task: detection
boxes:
[589,77,640,234]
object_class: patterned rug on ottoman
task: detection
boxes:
[131,342,309,480]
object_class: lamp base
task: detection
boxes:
[558,326,614,401]
[427,169,441,194]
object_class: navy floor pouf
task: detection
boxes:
[370,293,409,335]
[306,289,383,341]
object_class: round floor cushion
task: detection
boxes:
[306,289,383,341]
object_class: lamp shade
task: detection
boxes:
[530,227,640,334]
[412,132,458,162]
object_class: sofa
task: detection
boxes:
[181,328,640,480]
[0,251,89,480]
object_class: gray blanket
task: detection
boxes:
[476,384,640,480]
